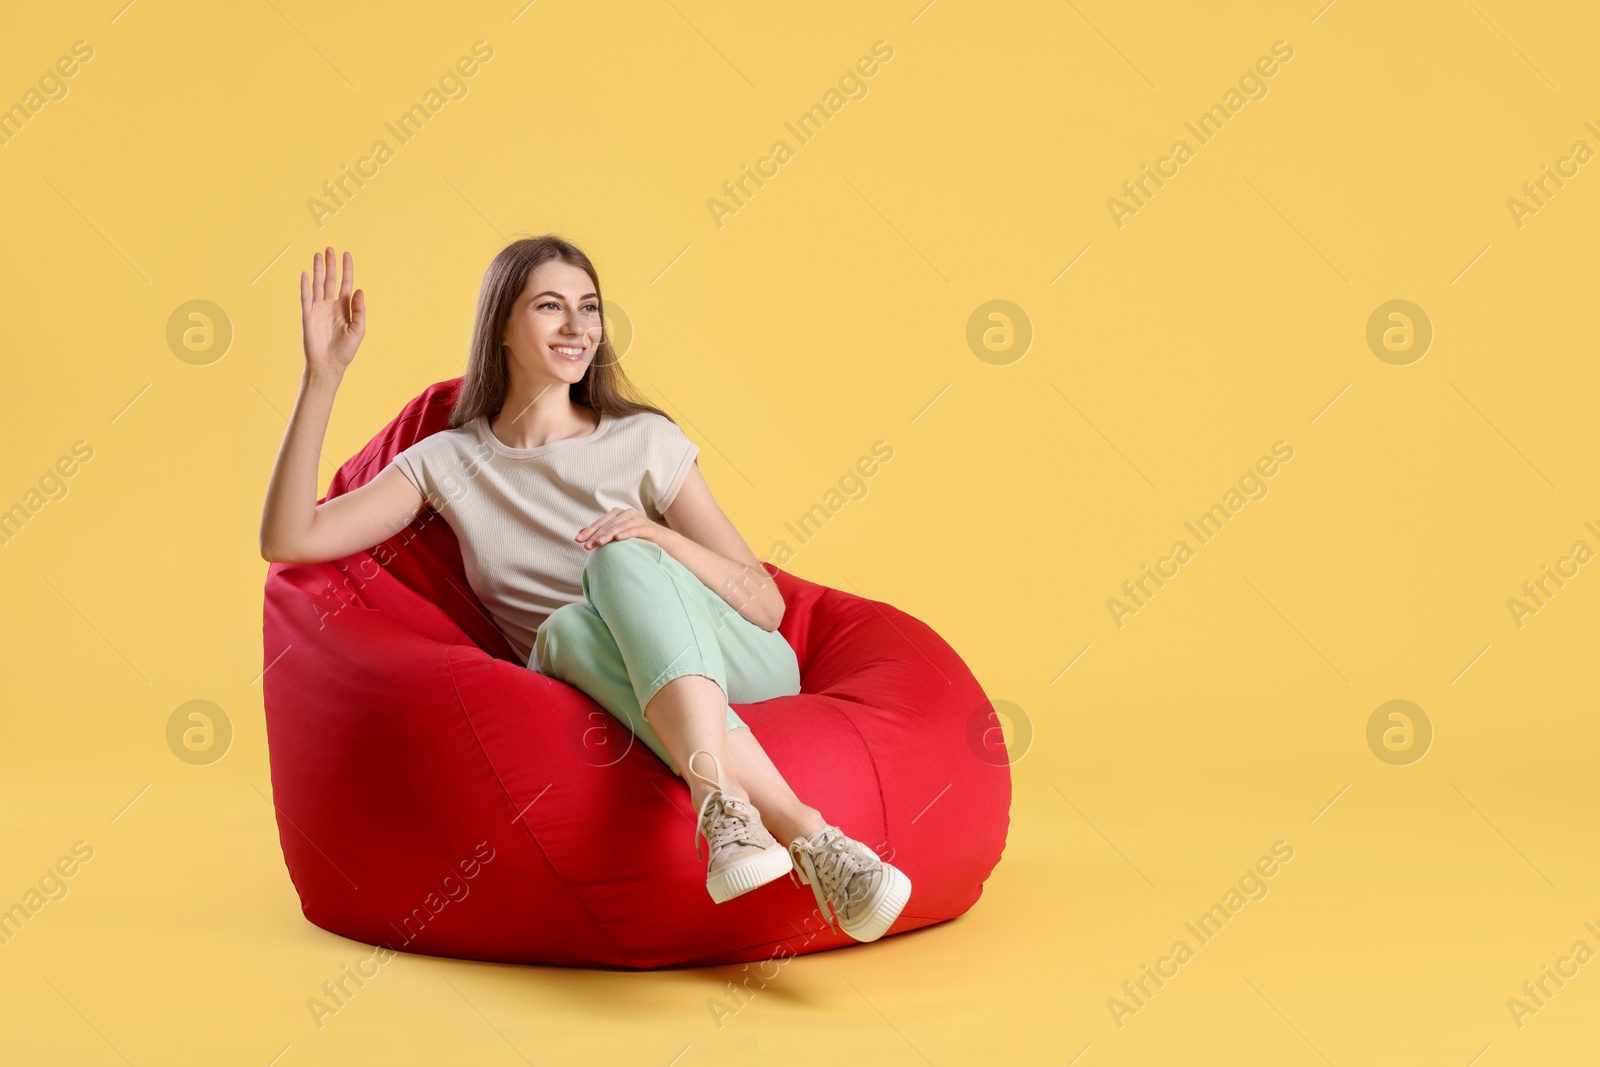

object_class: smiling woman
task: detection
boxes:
[259,235,916,943]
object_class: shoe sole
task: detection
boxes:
[839,862,912,942]
[707,842,793,903]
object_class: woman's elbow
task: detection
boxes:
[764,587,786,631]
[260,536,305,565]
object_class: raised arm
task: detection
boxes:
[259,247,425,565]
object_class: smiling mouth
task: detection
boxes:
[549,343,586,361]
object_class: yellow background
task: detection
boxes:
[3,1,1597,1063]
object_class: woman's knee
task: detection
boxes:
[534,602,602,672]
[582,536,657,585]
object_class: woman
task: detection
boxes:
[258,238,911,943]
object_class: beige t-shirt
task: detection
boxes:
[389,408,700,665]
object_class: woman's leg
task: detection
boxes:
[544,537,818,839]
[641,680,824,843]
[544,538,908,935]
[539,624,825,842]
[639,674,746,811]
[533,598,737,778]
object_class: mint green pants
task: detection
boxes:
[530,536,802,776]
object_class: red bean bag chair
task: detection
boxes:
[261,378,1011,968]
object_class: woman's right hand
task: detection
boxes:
[300,246,366,377]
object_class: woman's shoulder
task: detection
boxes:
[606,411,696,473]
[401,417,481,451]
[392,419,482,473]
[607,408,687,443]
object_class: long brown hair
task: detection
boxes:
[448,235,673,430]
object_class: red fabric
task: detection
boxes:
[262,378,1011,968]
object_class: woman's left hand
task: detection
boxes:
[576,508,667,550]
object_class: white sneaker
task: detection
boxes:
[788,825,912,942]
[688,749,792,903]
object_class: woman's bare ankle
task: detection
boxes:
[770,806,826,845]
[686,776,748,810]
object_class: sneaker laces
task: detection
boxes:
[789,827,875,934]
[687,749,763,862]
[695,791,762,862]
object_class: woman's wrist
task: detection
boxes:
[301,364,345,390]
[650,523,683,552]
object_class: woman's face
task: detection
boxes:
[502,259,602,390]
